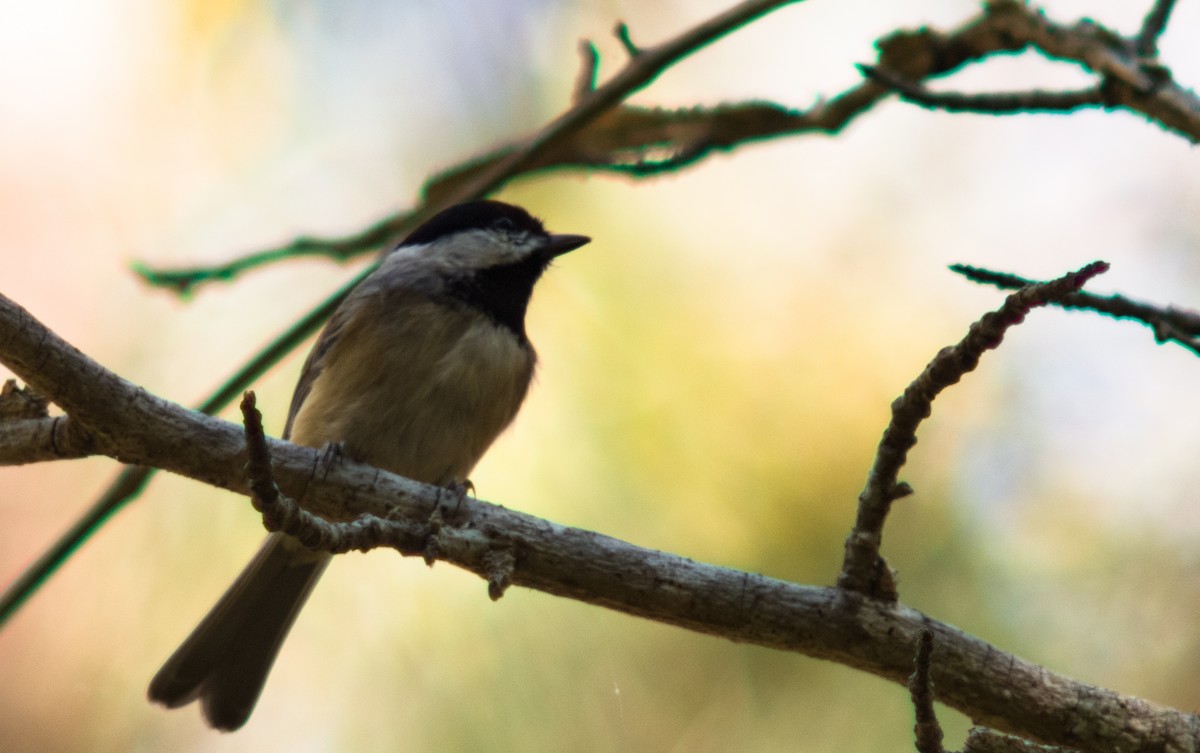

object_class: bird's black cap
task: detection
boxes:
[403,200,547,247]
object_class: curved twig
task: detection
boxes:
[838,262,1110,598]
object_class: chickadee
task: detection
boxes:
[148,200,589,731]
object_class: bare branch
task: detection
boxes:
[980,1,1198,138]
[0,416,94,464]
[136,0,1200,298]
[0,380,87,464]
[128,217,402,298]
[135,0,804,298]
[134,0,1200,296]
[0,286,1195,753]
[0,379,48,419]
[240,389,427,554]
[614,21,641,58]
[909,631,946,753]
[838,262,1110,599]
[858,64,1105,114]
[241,390,284,521]
[1136,0,1178,58]
[964,728,1077,753]
[0,268,374,627]
[572,40,600,102]
[951,264,1200,358]
[429,0,807,211]
[865,0,1200,142]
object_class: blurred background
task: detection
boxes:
[2,0,1200,751]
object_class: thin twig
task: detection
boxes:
[983,1,1197,138]
[964,728,1076,753]
[909,630,946,753]
[837,262,1110,599]
[136,0,802,298]
[951,264,1200,358]
[1135,0,1178,58]
[859,64,1106,113]
[133,99,806,293]
[867,0,1200,141]
[241,390,516,581]
[240,391,279,517]
[130,216,404,297]
[573,40,600,102]
[615,22,641,58]
[436,0,804,209]
[240,390,388,552]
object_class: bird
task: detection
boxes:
[148,199,590,731]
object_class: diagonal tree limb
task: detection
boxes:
[0,286,1196,753]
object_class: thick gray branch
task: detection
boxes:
[1,290,1198,752]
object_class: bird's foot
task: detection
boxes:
[317,441,345,475]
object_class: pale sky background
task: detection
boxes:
[1,1,1199,751]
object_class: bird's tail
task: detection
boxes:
[148,533,330,731]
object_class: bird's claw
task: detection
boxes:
[317,441,345,475]
[438,479,474,526]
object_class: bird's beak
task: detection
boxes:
[542,233,591,257]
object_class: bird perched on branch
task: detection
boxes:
[148,200,589,731]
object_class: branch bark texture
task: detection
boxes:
[1,290,1198,752]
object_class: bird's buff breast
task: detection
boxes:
[287,305,535,512]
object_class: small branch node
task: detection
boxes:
[875,559,899,601]
[0,379,49,419]
[423,509,444,567]
[484,547,517,600]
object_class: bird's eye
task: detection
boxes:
[493,217,515,233]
